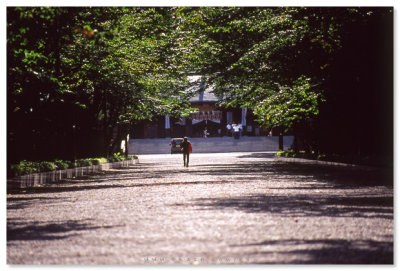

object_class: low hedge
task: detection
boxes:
[9,153,138,178]
[275,150,392,167]
[276,150,325,160]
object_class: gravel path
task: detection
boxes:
[7,152,393,264]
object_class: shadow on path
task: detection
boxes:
[190,192,393,219]
[7,196,66,210]
[9,183,127,194]
[133,161,393,187]
[235,238,393,264]
[7,219,119,242]
[9,156,393,194]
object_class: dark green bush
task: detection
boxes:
[39,161,57,172]
[75,158,93,167]
[10,160,39,177]
[108,152,124,162]
[54,159,69,170]
[9,154,138,177]
[91,158,108,165]
[284,150,296,157]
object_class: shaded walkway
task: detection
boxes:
[7,152,393,264]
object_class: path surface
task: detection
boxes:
[7,152,393,264]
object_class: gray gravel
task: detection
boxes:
[7,152,393,264]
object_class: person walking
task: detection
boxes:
[181,136,192,167]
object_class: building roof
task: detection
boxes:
[187,76,221,103]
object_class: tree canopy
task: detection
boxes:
[7,7,196,161]
[7,7,393,162]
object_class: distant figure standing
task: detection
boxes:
[238,123,243,137]
[181,137,192,167]
[226,123,232,136]
[232,123,240,139]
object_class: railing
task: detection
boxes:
[7,159,139,191]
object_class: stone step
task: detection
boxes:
[128,136,294,155]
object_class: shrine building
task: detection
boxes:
[130,76,264,139]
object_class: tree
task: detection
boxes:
[177,7,392,156]
[8,7,81,162]
[7,7,196,162]
[7,7,393,163]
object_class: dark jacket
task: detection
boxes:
[181,140,191,154]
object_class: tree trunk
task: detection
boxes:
[279,132,284,151]
[292,124,299,153]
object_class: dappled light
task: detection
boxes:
[8,153,393,264]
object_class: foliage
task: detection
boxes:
[7,7,393,162]
[275,150,392,168]
[178,7,346,125]
[91,157,108,165]
[54,159,70,170]
[179,7,392,156]
[10,160,40,176]
[9,154,137,178]
[38,161,58,172]
[10,160,57,176]
[75,158,93,167]
[276,149,318,159]
[254,76,324,130]
[7,7,196,162]
[107,152,124,162]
